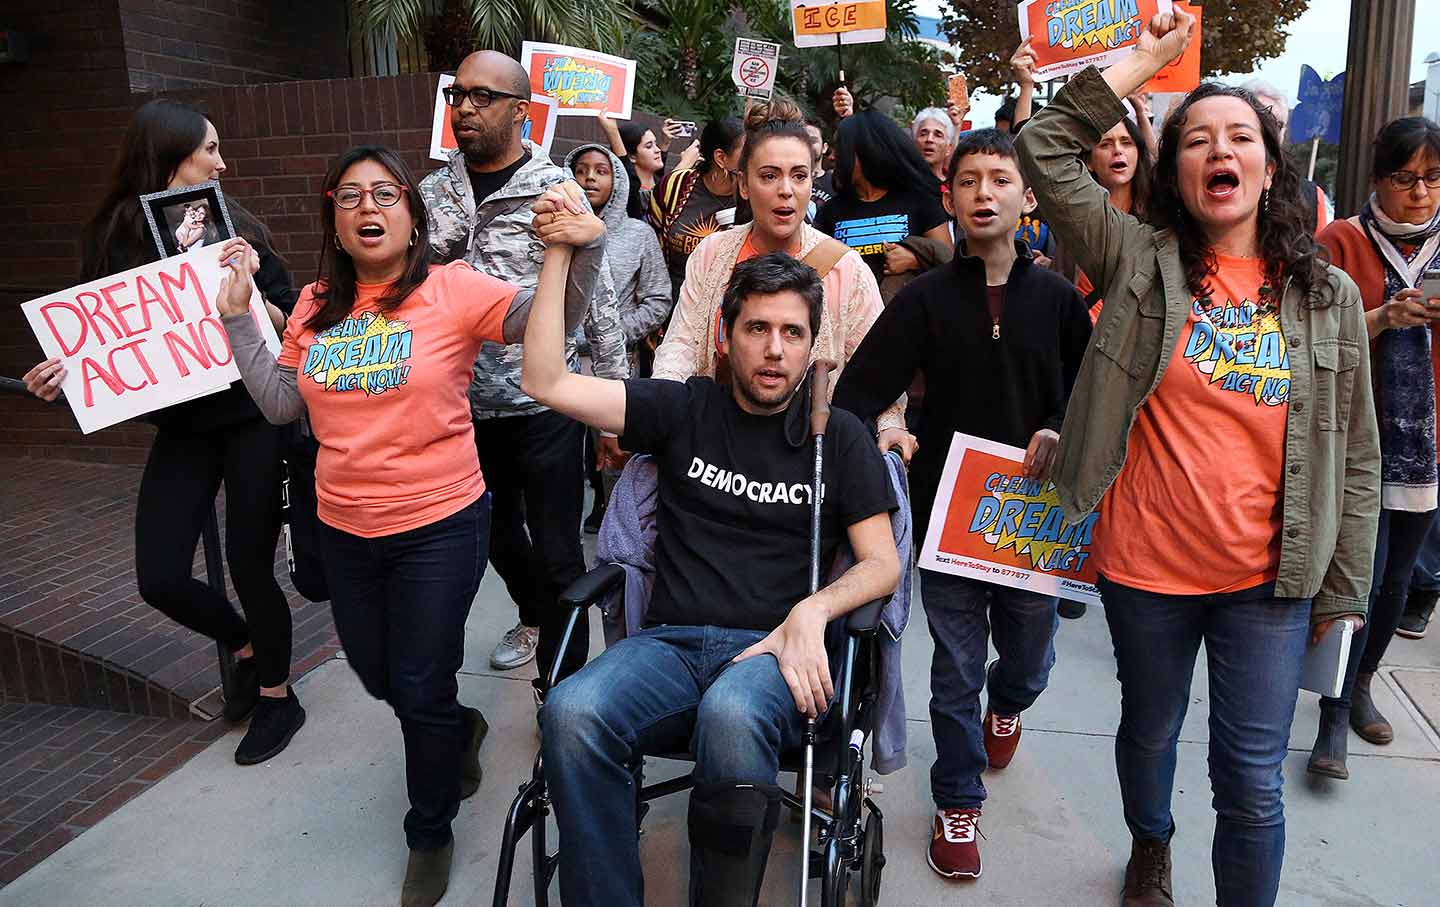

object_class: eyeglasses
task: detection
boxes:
[326,183,408,209]
[1384,169,1440,191]
[441,85,528,109]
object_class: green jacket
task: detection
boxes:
[1015,67,1380,621]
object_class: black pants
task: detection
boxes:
[134,418,291,688]
[473,409,588,682]
[320,495,489,851]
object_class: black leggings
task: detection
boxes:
[134,418,291,687]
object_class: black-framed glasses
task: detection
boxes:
[326,183,408,209]
[1385,169,1440,191]
[441,85,527,109]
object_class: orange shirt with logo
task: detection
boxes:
[277,261,515,538]
[1094,256,1289,594]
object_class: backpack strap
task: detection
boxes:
[802,237,851,281]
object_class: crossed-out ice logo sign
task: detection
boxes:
[1045,0,1145,50]
[301,311,413,395]
[1182,299,1291,406]
[541,57,613,107]
[967,472,1098,573]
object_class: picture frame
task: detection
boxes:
[139,180,237,258]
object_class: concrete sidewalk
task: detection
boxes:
[3,560,1438,905]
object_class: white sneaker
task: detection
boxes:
[490,623,539,670]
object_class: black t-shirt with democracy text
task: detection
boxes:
[621,377,896,631]
[814,188,949,282]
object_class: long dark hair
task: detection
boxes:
[1149,82,1326,304]
[696,117,744,175]
[617,121,651,161]
[1090,115,1153,219]
[307,146,433,333]
[82,98,277,279]
[832,110,940,205]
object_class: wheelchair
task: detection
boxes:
[490,565,892,907]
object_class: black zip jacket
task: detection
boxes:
[834,242,1091,542]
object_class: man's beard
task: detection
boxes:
[456,116,513,167]
[733,367,800,412]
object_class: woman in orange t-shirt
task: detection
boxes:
[213,145,602,902]
[1309,116,1440,779]
[1017,12,1379,904]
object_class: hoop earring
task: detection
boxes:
[410,227,418,248]
[333,234,342,251]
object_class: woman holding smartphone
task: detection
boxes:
[1308,116,1440,779]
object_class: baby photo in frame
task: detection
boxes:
[140,181,236,257]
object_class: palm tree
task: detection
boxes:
[631,0,733,101]
[354,0,630,70]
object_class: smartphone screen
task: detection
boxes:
[1423,269,1440,303]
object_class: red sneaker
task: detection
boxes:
[928,808,982,879]
[984,709,1022,769]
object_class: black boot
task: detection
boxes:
[1307,704,1350,779]
[221,654,260,723]
[401,838,453,907]
[1058,599,1087,620]
[234,689,306,765]
[1349,672,1394,745]
[1397,589,1438,639]
[688,781,783,907]
[460,706,489,800]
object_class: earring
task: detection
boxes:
[410,227,418,248]
[333,234,342,251]
[1260,188,1269,215]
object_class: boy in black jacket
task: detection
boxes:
[834,128,1091,882]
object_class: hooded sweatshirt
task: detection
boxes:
[565,143,672,346]
[419,142,628,420]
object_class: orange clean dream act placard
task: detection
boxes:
[519,41,636,119]
[1017,0,1173,81]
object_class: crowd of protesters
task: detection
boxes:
[19,6,1440,906]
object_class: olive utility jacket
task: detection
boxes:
[1015,66,1380,622]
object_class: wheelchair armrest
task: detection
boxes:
[559,562,627,609]
[844,597,887,636]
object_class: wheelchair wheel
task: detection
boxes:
[858,810,884,907]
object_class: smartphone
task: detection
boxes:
[1424,269,1440,305]
[674,120,697,137]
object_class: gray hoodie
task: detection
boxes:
[418,142,628,419]
[564,143,672,345]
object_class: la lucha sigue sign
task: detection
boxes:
[22,243,274,433]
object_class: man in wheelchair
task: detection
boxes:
[522,193,900,906]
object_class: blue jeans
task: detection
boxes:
[1328,508,1436,708]
[319,495,489,851]
[1411,513,1440,592]
[1099,577,1311,907]
[540,625,811,907]
[920,569,1059,808]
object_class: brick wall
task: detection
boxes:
[118,0,349,92]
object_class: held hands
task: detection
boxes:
[216,238,260,318]
[832,86,854,119]
[532,181,604,248]
[1383,288,1437,329]
[596,434,630,471]
[1311,614,1365,647]
[1023,428,1060,482]
[1010,39,1038,88]
[23,357,66,401]
[733,599,832,718]
[877,426,918,466]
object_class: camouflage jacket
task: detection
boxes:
[419,142,628,419]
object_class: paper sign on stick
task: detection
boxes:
[22,244,281,434]
[520,41,636,119]
[732,38,782,101]
[429,74,558,162]
[947,74,969,109]
[791,0,887,48]
[1017,0,1173,82]
[918,432,1102,607]
[1142,1,1200,93]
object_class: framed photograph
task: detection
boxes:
[139,180,236,258]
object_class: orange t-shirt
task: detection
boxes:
[278,261,516,538]
[1094,255,1289,594]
